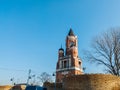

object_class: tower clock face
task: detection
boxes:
[70,41,75,47]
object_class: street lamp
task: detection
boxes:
[10,77,14,85]
[52,73,56,90]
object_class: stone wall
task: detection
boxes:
[10,85,26,90]
[44,74,120,90]
[0,85,12,90]
[63,74,120,90]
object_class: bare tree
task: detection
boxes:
[85,28,120,76]
[38,72,53,85]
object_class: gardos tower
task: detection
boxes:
[56,28,83,82]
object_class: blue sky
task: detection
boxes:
[0,0,120,85]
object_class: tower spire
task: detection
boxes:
[68,28,75,36]
[59,44,64,51]
[61,44,62,48]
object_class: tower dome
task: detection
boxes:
[58,46,64,58]
[59,47,64,51]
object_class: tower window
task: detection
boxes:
[67,60,69,68]
[62,61,64,68]
[79,61,81,68]
[64,61,67,68]
[70,41,75,47]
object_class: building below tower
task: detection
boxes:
[56,28,83,83]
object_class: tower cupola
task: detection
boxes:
[58,46,64,58]
[66,28,78,55]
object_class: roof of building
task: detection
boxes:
[68,28,75,36]
[59,48,64,51]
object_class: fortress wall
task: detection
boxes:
[0,85,12,90]
[63,74,120,90]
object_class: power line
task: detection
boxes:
[0,67,27,72]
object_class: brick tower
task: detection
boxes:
[56,28,83,82]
